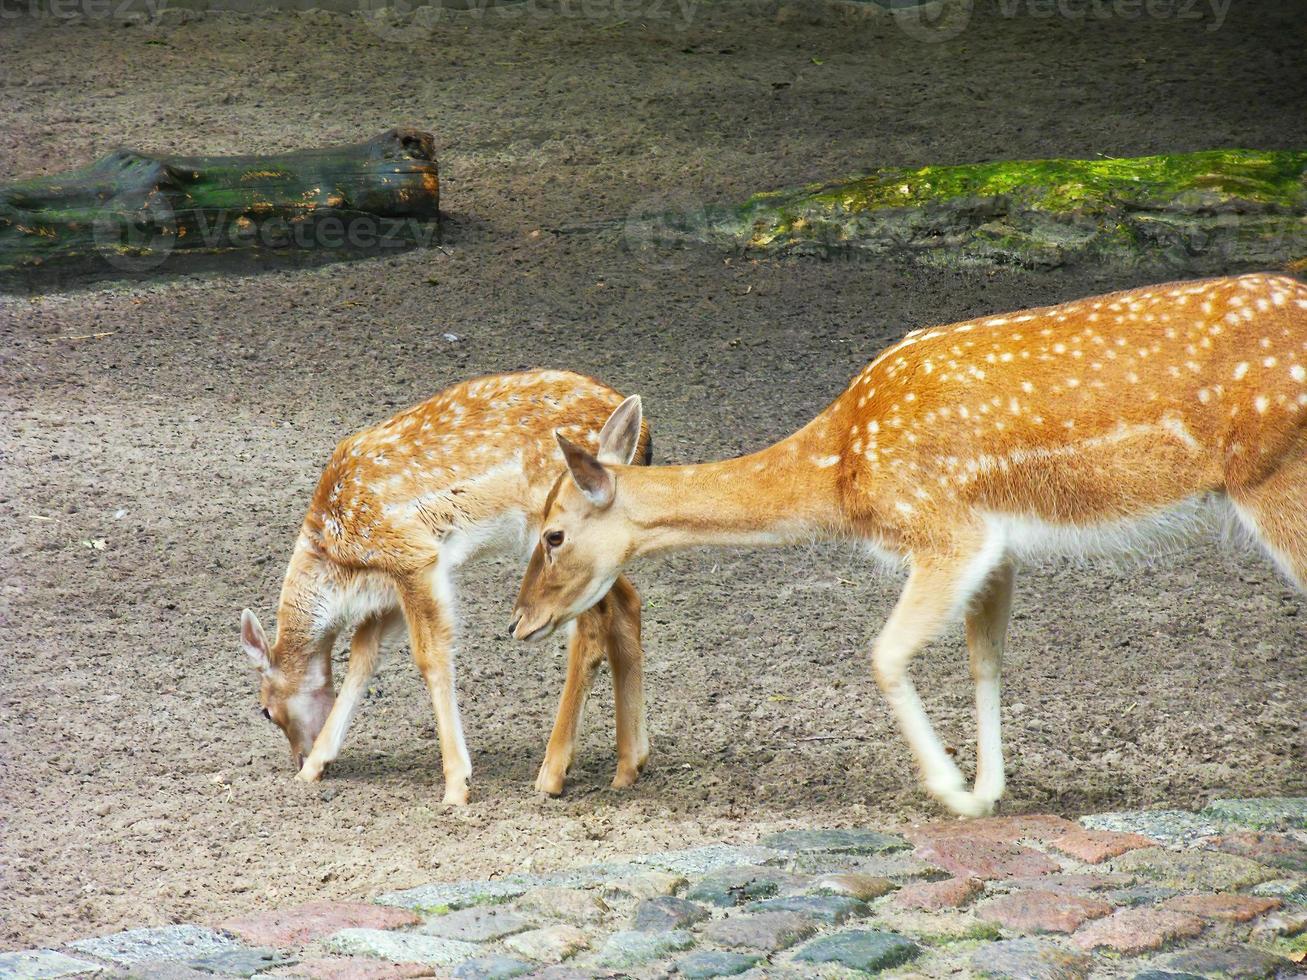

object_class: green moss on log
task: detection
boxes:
[677,149,1307,270]
[0,128,439,284]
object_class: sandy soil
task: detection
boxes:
[2,0,1305,952]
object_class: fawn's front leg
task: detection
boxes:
[298,608,402,782]
[402,566,472,805]
[536,574,648,795]
[605,575,649,789]
[536,617,605,796]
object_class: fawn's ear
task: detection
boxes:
[597,395,643,466]
[557,433,615,508]
[241,609,272,674]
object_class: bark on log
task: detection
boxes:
[637,150,1307,272]
[0,128,439,283]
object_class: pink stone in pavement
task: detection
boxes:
[1161,893,1282,922]
[268,959,434,979]
[1071,907,1207,954]
[893,877,983,911]
[220,902,420,947]
[976,889,1113,934]
[1048,828,1157,864]
[1005,872,1134,894]
[903,814,1078,847]
[914,835,1061,881]
[1204,831,1307,870]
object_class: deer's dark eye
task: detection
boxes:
[545,530,565,548]
[261,707,271,721]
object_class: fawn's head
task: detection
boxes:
[239,609,333,771]
[512,395,644,642]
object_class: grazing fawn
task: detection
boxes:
[512,274,1307,817]
[241,370,652,804]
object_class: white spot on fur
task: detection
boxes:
[1160,415,1200,451]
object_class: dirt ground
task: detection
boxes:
[2,0,1305,952]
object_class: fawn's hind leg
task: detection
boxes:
[299,608,403,782]
[1232,449,1307,592]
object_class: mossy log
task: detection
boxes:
[0,128,439,282]
[650,150,1307,271]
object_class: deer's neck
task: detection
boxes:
[620,421,846,555]
[270,544,336,687]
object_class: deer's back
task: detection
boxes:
[833,274,1307,541]
[300,370,635,571]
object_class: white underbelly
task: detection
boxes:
[986,493,1235,564]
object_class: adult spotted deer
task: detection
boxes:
[241,370,651,804]
[512,274,1307,817]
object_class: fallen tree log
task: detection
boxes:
[637,149,1307,272]
[0,128,440,285]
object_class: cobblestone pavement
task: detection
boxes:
[4,800,1303,979]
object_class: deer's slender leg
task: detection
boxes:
[536,616,606,796]
[966,562,1015,807]
[872,540,1004,817]
[298,608,403,782]
[402,564,472,805]
[605,575,648,789]
[536,574,648,796]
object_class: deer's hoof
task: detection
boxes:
[442,777,471,806]
[535,765,566,797]
[936,788,996,819]
[610,767,640,790]
[296,763,324,783]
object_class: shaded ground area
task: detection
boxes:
[2,0,1305,952]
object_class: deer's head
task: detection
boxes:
[511,396,644,642]
[240,609,333,771]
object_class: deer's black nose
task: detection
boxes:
[507,616,521,639]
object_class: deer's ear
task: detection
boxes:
[241,609,273,675]
[557,433,615,508]
[597,395,643,466]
